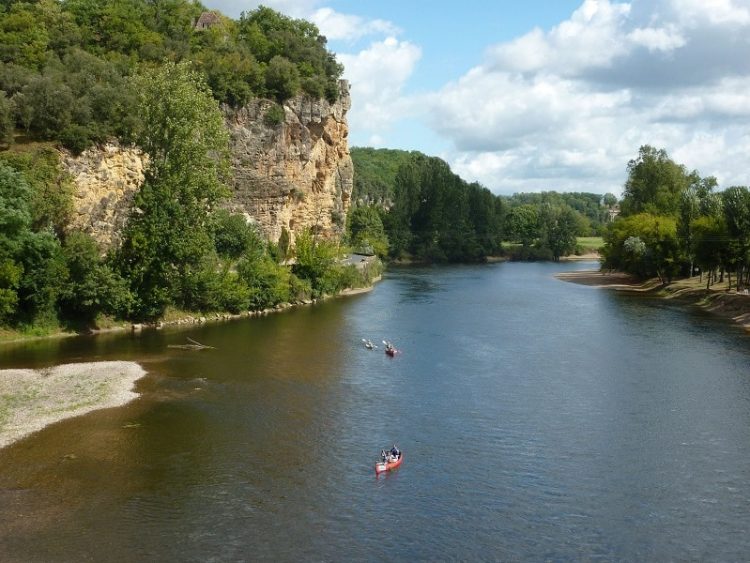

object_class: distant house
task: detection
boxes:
[194,11,221,31]
[607,205,621,222]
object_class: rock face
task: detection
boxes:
[59,82,353,250]
[224,80,353,244]
[59,143,148,249]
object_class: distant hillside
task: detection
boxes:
[350,147,423,204]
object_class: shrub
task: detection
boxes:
[263,103,285,127]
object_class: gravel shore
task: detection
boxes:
[0,361,146,449]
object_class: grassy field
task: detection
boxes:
[577,237,604,251]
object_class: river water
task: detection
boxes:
[1,261,750,561]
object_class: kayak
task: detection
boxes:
[375,453,403,474]
[385,347,397,357]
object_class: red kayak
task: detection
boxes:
[385,347,398,357]
[375,453,403,474]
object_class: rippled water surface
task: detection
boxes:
[2,261,750,561]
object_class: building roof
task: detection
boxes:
[195,11,221,30]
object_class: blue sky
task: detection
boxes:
[205,0,750,196]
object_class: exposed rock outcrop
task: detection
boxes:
[59,143,148,249]
[224,80,353,244]
[58,82,353,250]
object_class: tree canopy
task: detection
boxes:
[0,0,344,153]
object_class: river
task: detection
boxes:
[1,261,750,561]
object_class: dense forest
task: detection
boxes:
[350,147,614,262]
[601,145,750,289]
[0,1,371,334]
[0,0,342,153]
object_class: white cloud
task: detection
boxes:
[412,0,750,194]
[203,0,750,194]
[310,8,400,42]
[628,25,686,51]
[669,0,750,27]
[204,0,321,18]
[488,0,632,75]
[338,37,422,138]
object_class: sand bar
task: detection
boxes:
[0,361,146,449]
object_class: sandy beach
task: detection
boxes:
[0,361,146,449]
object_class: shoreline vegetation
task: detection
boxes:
[0,274,385,346]
[0,361,146,450]
[556,269,750,332]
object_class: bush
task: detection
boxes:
[263,103,285,127]
[265,56,300,101]
[59,123,93,154]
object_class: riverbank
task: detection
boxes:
[557,270,750,332]
[0,361,146,449]
[0,273,385,345]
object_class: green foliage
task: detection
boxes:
[0,257,21,321]
[620,145,692,217]
[212,209,258,261]
[691,215,729,286]
[265,55,300,102]
[263,103,285,126]
[58,231,132,324]
[238,6,342,102]
[383,153,504,262]
[0,92,12,146]
[292,228,342,297]
[602,213,680,282]
[350,147,422,204]
[346,205,388,257]
[237,252,291,308]
[115,62,230,320]
[0,146,75,236]
[15,229,65,326]
[506,205,538,247]
[0,3,50,69]
[537,204,580,261]
[0,1,344,151]
[504,191,607,235]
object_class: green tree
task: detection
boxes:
[0,3,50,69]
[58,231,132,324]
[507,205,538,247]
[292,228,341,297]
[691,215,729,289]
[347,205,388,257]
[620,145,691,217]
[722,186,750,288]
[602,193,618,208]
[537,204,580,261]
[0,91,12,146]
[265,55,300,101]
[602,213,679,282]
[115,61,230,320]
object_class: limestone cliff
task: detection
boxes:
[59,143,148,249]
[224,80,353,244]
[59,82,353,249]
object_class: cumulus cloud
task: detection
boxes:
[418,0,750,194]
[488,0,633,76]
[310,8,400,42]
[203,0,750,194]
[205,0,320,18]
[338,37,422,139]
